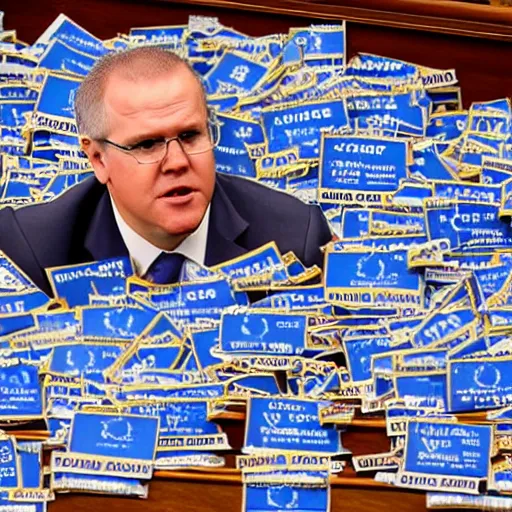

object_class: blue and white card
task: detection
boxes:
[0,363,43,420]
[244,397,341,454]
[261,99,349,159]
[448,356,512,412]
[0,435,20,488]
[51,411,159,479]
[47,257,132,307]
[396,419,492,494]
[319,135,408,205]
[220,311,308,356]
[325,248,423,308]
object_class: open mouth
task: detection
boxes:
[164,186,193,198]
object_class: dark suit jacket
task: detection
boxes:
[0,173,332,297]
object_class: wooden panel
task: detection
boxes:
[45,421,424,511]
[48,477,428,512]
[3,0,512,107]
[169,0,512,40]
[41,419,425,511]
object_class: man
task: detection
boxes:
[0,47,332,296]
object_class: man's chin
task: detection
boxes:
[157,218,204,245]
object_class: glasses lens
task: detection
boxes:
[132,140,168,164]
[180,128,214,156]
[130,128,215,164]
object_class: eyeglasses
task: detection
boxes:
[100,125,218,165]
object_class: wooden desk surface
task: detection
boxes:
[48,476,428,512]
[35,418,430,511]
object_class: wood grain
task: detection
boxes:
[161,0,512,40]
[48,478,429,512]
[3,0,512,108]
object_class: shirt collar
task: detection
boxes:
[110,195,210,276]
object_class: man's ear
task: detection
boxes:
[81,137,109,184]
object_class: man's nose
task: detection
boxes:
[160,139,189,173]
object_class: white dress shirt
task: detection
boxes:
[110,195,210,277]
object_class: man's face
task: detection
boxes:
[83,66,216,250]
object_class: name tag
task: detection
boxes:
[346,92,427,137]
[394,371,447,409]
[426,200,512,251]
[243,480,329,512]
[205,51,269,95]
[0,290,48,315]
[0,252,35,291]
[244,397,342,454]
[448,356,512,412]
[214,112,264,178]
[16,442,41,489]
[115,383,225,402]
[150,400,230,468]
[255,285,325,311]
[319,135,408,205]
[47,257,132,307]
[0,490,53,512]
[261,99,349,159]
[412,307,475,348]
[212,242,283,280]
[324,247,423,308]
[344,334,392,382]
[396,419,492,494]
[220,310,308,355]
[433,180,500,204]
[286,24,345,66]
[335,234,428,252]
[48,342,126,383]
[33,72,82,126]
[482,157,512,184]
[38,39,96,76]
[0,434,20,488]
[52,411,159,479]
[136,277,246,327]
[0,362,43,420]
[34,14,107,57]
[427,492,512,510]
[80,305,154,341]
[129,25,186,49]
[346,53,417,80]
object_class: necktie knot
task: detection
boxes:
[145,252,185,285]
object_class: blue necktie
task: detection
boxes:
[145,253,185,285]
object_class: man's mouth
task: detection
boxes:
[163,186,193,198]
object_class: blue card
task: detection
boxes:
[244,397,341,454]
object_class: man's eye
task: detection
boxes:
[179,130,200,142]
[134,139,161,150]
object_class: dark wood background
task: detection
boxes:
[2,0,512,108]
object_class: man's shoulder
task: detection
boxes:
[11,176,104,229]
[0,176,106,264]
[216,173,312,223]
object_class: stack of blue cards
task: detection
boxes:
[4,9,512,512]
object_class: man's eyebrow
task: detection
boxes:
[123,121,207,146]
[123,133,164,146]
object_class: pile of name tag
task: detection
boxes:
[2,9,512,512]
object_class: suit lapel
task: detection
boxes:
[83,190,129,262]
[205,178,249,267]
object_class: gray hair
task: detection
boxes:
[75,46,207,140]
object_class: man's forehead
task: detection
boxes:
[104,66,203,106]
